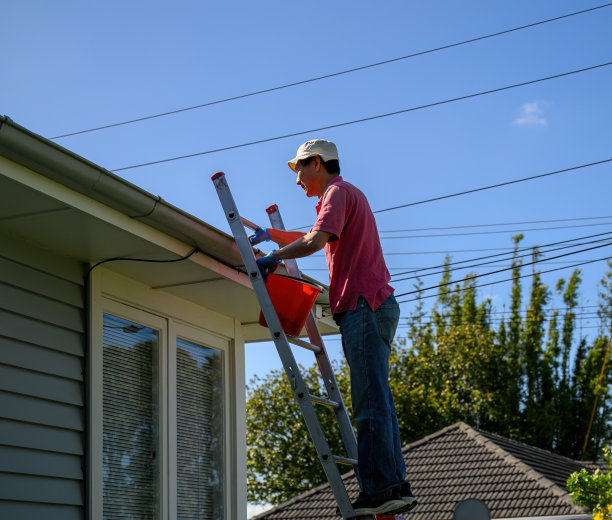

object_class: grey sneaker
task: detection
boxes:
[397,481,417,512]
[351,487,406,516]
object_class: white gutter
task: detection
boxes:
[0,115,241,266]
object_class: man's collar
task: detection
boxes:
[319,175,343,199]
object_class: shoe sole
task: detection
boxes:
[395,497,417,514]
[353,498,407,516]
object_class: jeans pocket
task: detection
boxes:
[376,297,400,344]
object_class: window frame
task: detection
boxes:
[88,267,243,520]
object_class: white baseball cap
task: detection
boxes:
[288,139,339,173]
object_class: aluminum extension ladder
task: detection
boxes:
[211,172,359,519]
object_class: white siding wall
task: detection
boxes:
[0,236,85,520]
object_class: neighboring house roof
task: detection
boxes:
[253,422,601,520]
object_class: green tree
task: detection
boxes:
[246,363,351,505]
[567,446,612,519]
[522,247,551,447]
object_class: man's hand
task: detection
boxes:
[249,227,272,245]
[256,251,280,280]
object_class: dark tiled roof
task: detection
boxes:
[253,422,602,520]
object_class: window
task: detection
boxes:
[176,338,224,520]
[95,303,229,520]
[102,314,160,519]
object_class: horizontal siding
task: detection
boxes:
[0,419,83,455]
[0,338,82,380]
[0,363,83,406]
[0,501,82,520]
[0,255,83,308]
[0,309,83,356]
[0,445,83,479]
[0,282,84,333]
[0,241,85,519]
[0,474,83,505]
[0,388,83,431]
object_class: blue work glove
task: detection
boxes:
[249,227,272,246]
[256,250,280,280]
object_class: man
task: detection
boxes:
[255,139,416,517]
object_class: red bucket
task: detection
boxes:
[259,273,322,336]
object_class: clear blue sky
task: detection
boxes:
[3,3,611,512]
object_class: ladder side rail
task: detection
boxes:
[266,205,359,465]
[211,174,355,519]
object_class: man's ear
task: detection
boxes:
[314,155,324,172]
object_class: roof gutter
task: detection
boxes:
[0,115,241,267]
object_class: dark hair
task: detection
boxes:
[300,155,341,174]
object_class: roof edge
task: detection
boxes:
[401,421,467,456]
[461,423,586,513]
[0,115,241,266]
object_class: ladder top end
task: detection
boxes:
[211,171,225,181]
[266,204,279,214]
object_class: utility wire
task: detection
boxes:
[398,319,603,330]
[385,248,532,255]
[303,261,602,272]
[373,155,612,214]
[292,158,612,231]
[111,62,612,172]
[391,237,612,284]
[402,304,601,319]
[401,312,602,326]
[397,255,611,303]
[310,247,523,257]
[390,230,612,277]
[306,231,612,257]
[390,235,612,281]
[379,215,612,234]
[380,221,612,239]
[49,3,612,140]
[395,242,612,298]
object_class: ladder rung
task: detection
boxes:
[333,455,358,466]
[287,335,322,354]
[310,395,340,409]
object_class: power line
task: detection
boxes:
[49,3,612,140]
[373,156,612,214]
[111,62,612,172]
[305,231,612,257]
[391,237,612,284]
[401,304,601,320]
[395,242,612,298]
[384,248,523,255]
[307,247,519,257]
[303,261,598,272]
[400,312,603,327]
[390,230,612,278]
[397,255,611,303]
[379,215,612,234]
[299,322,606,340]
[290,158,612,231]
[380,221,612,239]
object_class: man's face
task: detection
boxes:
[295,157,323,198]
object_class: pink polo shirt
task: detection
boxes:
[311,176,393,315]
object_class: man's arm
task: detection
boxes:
[272,230,333,260]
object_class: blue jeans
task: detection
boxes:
[338,294,405,496]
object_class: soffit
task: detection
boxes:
[0,173,335,341]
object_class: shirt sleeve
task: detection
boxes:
[311,185,349,240]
